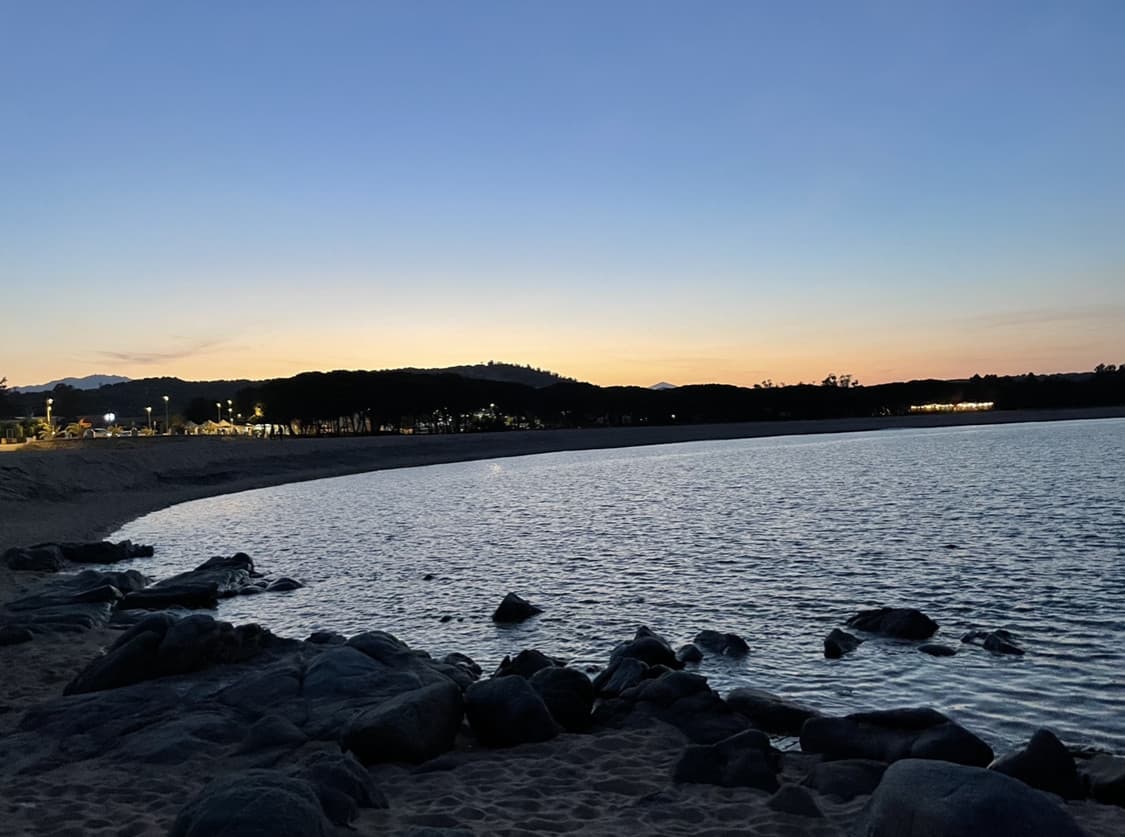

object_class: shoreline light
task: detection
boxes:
[908,402,995,414]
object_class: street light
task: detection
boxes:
[46,398,53,435]
[145,406,153,430]
[216,402,222,422]
[162,395,170,435]
[227,399,233,421]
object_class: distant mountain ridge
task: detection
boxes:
[14,374,130,393]
[394,361,578,388]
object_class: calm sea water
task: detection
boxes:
[112,418,1125,753]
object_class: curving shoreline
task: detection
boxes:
[3,406,1123,554]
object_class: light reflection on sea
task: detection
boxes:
[112,418,1125,753]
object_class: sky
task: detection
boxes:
[2,1,1124,389]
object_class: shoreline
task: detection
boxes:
[3,405,1123,553]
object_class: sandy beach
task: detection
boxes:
[3,408,1125,836]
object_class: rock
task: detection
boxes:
[676,643,703,664]
[673,729,779,791]
[801,758,888,801]
[990,728,1083,799]
[493,649,563,679]
[0,626,34,646]
[1081,753,1125,807]
[295,751,388,825]
[442,652,482,679]
[464,675,558,747]
[824,628,862,658]
[801,707,993,766]
[266,577,304,592]
[2,544,64,572]
[238,713,308,753]
[726,687,819,736]
[307,630,346,645]
[56,540,153,564]
[693,629,750,657]
[423,573,435,580]
[530,666,595,731]
[919,643,957,657]
[343,680,464,764]
[491,592,542,623]
[846,607,938,639]
[592,657,649,697]
[121,553,255,610]
[854,758,1086,837]
[598,670,752,745]
[768,784,823,817]
[962,628,1025,655]
[609,626,681,669]
[169,770,334,837]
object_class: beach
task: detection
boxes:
[3,408,1125,836]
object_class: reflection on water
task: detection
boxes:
[113,418,1125,753]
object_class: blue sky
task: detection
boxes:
[2,1,1124,386]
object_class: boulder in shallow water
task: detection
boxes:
[465,675,558,747]
[845,607,938,639]
[962,628,1025,655]
[989,728,1083,799]
[609,626,681,669]
[493,648,563,679]
[676,643,704,664]
[919,643,957,657]
[693,629,750,657]
[266,576,304,592]
[824,628,862,658]
[120,553,255,610]
[491,592,542,623]
[854,758,1086,837]
[800,707,993,766]
[343,679,464,764]
[54,540,153,564]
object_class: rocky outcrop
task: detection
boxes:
[1081,753,1125,807]
[801,758,888,801]
[845,607,938,639]
[493,648,563,679]
[120,553,257,609]
[2,568,147,636]
[609,626,682,669]
[2,544,65,572]
[990,728,1083,799]
[673,729,779,791]
[824,628,861,658]
[64,612,279,695]
[854,758,1086,836]
[491,592,542,623]
[726,687,819,736]
[800,707,994,766]
[170,770,336,837]
[676,643,703,664]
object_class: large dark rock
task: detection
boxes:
[963,628,1025,656]
[343,679,464,764]
[693,629,750,657]
[530,666,595,731]
[493,649,563,679]
[266,576,304,592]
[673,729,778,791]
[592,657,649,697]
[169,770,334,837]
[120,553,255,610]
[854,758,1086,837]
[65,613,277,695]
[2,544,65,572]
[464,675,558,747]
[295,751,388,825]
[56,540,154,564]
[726,687,820,736]
[824,628,862,658]
[491,592,542,623]
[597,670,751,745]
[1081,753,1125,807]
[801,758,888,801]
[800,707,994,766]
[846,607,938,639]
[676,643,704,664]
[990,728,1083,799]
[609,626,681,669]
[919,643,957,657]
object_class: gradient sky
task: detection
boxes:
[3,1,1124,388]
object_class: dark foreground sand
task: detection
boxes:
[3,408,1125,836]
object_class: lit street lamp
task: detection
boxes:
[46,398,53,435]
[216,402,222,422]
[146,406,153,430]
[227,399,233,421]
[163,395,170,435]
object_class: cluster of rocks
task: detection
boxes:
[823,605,1027,660]
[0,543,305,646]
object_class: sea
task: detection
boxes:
[112,417,1125,753]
